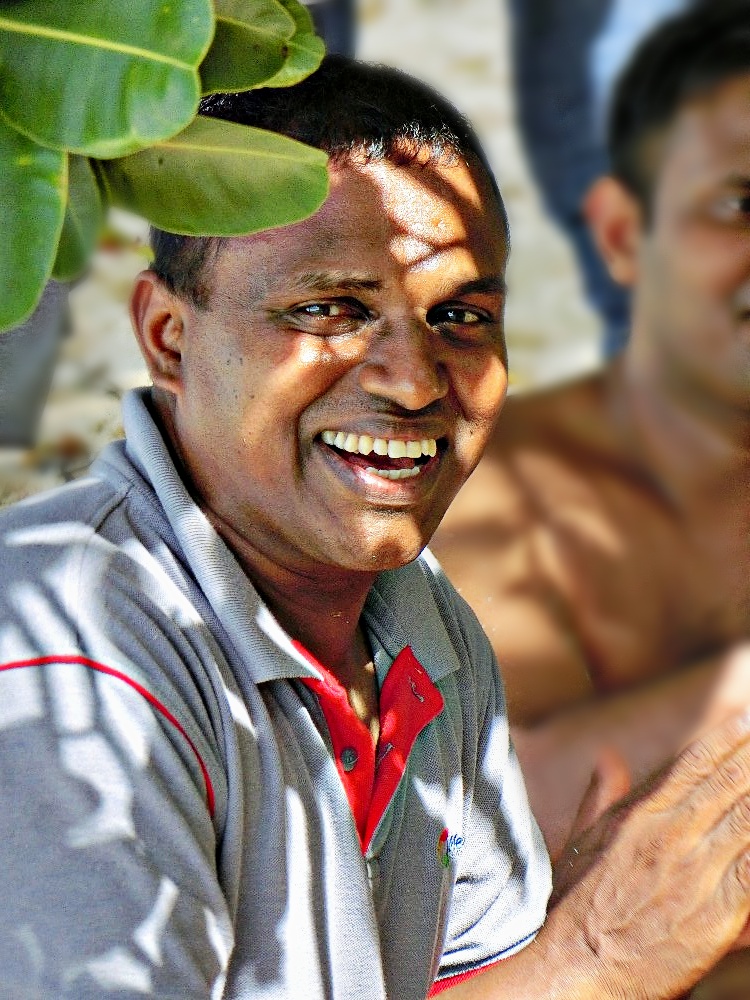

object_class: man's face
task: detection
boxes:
[163,154,508,575]
[632,71,750,408]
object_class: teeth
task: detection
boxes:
[365,466,422,480]
[321,431,439,459]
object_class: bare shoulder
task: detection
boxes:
[431,372,615,722]
[437,370,614,538]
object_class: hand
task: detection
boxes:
[548,712,750,1000]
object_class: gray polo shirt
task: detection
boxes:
[0,389,551,999]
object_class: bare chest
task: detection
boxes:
[538,471,750,691]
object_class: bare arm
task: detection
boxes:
[514,646,750,859]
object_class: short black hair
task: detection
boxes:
[609,0,750,207]
[151,55,506,306]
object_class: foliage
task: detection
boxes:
[0,0,327,331]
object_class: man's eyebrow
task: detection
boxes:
[288,272,506,297]
[294,271,382,293]
[447,275,507,297]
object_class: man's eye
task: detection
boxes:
[429,305,488,326]
[290,300,368,327]
[711,194,750,223]
[297,303,350,318]
[283,299,370,338]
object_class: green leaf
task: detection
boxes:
[0,0,214,158]
[0,119,66,332]
[200,0,297,95]
[98,115,329,236]
[52,155,103,281]
[260,0,325,89]
[279,0,315,35]
[277,0,316,34]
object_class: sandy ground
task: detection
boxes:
[0,0,602,505]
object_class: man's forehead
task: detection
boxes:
[212,156,506,293]
[210,248,506,305]
[661,72,750,171]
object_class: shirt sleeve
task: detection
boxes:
[0,519,232,999]
[429,569,552,987]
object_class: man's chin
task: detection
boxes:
[342,533,430,574]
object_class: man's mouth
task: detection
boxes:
[320,429,440,481]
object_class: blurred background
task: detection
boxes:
[0,0,607,504]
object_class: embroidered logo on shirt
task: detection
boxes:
[409,676,425,703]
[375,741,394,768]
[437,828,464,868]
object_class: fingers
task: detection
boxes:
[647,712,750,814]
[681,749,750,851]
[568,745,632,843]
[701,847,750,964]
[712,799,750,904]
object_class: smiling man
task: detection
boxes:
[2,55,750,1000]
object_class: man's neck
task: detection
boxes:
[609,349,750,509]
[208,508,378,678]
[214,516,383,744]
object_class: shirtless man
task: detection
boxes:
[432,0,750,859]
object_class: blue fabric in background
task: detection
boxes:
[509,0,690,357]
[303,0,356,56]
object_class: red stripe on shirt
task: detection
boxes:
[428,930,540,995]
[429,963,491,996]
[0,655,216,818]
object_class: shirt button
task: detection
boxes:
[340,747,358,772]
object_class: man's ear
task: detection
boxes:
[130,270,189,396]
[583,176,644,288]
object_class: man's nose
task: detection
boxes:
[357,318,449,411]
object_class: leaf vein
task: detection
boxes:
[216,15,293,39]
[0,17,196,71]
